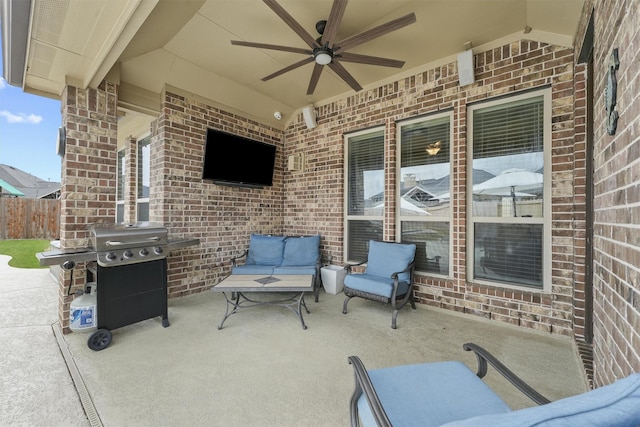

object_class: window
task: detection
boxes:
[116,136,150,224]
[398,112,452,276]
[345,128,384,262]
[116,150,125,223]
[468,90,550,290]
[136,136,150,222]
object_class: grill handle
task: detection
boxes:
[106,237,161,247]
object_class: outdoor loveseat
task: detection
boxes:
[231,234,322,301]
[348,342,640,426]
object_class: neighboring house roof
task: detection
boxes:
[0,164,61,199]
[0,178,25,197]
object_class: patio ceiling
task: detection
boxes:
[3,0,585,127]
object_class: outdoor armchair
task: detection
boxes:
[348,342,640,426]
[342,240,417,329]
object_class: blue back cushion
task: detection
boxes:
[245,234,286,266]
[442,373,640,427]
[281,235,320,266]
[365,240,416,282]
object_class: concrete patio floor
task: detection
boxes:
[1,255,589,426]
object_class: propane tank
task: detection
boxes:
[69,283,97,332]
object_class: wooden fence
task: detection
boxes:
[0,198,60,240]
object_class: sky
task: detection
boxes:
[0,56,63,183]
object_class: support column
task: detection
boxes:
[124,136,138,224]
[58,82,118,332]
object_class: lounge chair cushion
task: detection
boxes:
[364,240,416,282]
[245,234,286,266]
[281,235,320,266]
[343,273,410,298]
[358,361,511,427]
[442,373,640,427]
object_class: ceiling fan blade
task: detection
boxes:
[231,40,312,55]
[261,57,314,81]
[335,12,416,53]
[263,0,318,48]
[337,52,405,68]
[328,61,363,92]
[307,64,324,95]
[320,0,348,47]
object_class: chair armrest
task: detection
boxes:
[390,260,415,279]
[345,260,366,273]
[463,343,550,405]
[230,250,248,267]
[347,356,392,427]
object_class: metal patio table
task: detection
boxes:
[212,274,314,330]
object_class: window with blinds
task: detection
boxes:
[136,137,150,221]
[469,90,549,290]
[398,113,452,276]
[345,128,384,262]
[116,150,125,223]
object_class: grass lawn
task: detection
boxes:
[0,239,51,268]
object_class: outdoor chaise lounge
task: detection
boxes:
[342,240,416,329]
[348,342,640,426]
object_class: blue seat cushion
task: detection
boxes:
[273,266,317,276]
[344,273,409,298]
[232,265,275,275]
[358,361,511,427]
[281,235,320,266]
[245,234,286,266]
[365,240,416,282]
[442,373,640,427]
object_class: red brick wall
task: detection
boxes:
[577,0,640,385]
[59,83,118,331]
[151,91,285,298]
[283,40,581,335]
[124,136,137,224]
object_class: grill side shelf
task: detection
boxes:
[36,250,97,267]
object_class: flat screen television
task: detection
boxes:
[202,128,277,188]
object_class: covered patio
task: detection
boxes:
[2,0,640,421]
[1,255,587,426]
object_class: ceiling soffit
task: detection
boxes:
[19,0,585,127]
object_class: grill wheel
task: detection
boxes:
[88,328,112,351]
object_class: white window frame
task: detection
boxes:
[136,135,151,222]
[116,149,125,224]
[467,89,552,292]
[344,126,385,262]
[396,111,453,277]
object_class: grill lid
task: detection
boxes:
[91,222,169,266]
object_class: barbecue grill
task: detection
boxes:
[37,222,199,350]
[91,223,169,267]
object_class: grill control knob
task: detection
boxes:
[139,248,149,256]
[106,252,117,261]
[123,250,134,259]
[153,247,164,255]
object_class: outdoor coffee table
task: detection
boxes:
[211,274,314,330]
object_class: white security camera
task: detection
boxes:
[274,111,283,120]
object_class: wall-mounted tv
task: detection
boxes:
[202,128,277,188]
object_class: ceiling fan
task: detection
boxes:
[231,0,416,95]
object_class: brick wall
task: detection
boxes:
[578,0,640,385]
[59,83,118,332]
[124,136,137,224]
[283,39,581,336]
[151,91,284,298]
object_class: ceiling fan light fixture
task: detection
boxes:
[314,48,333,65]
